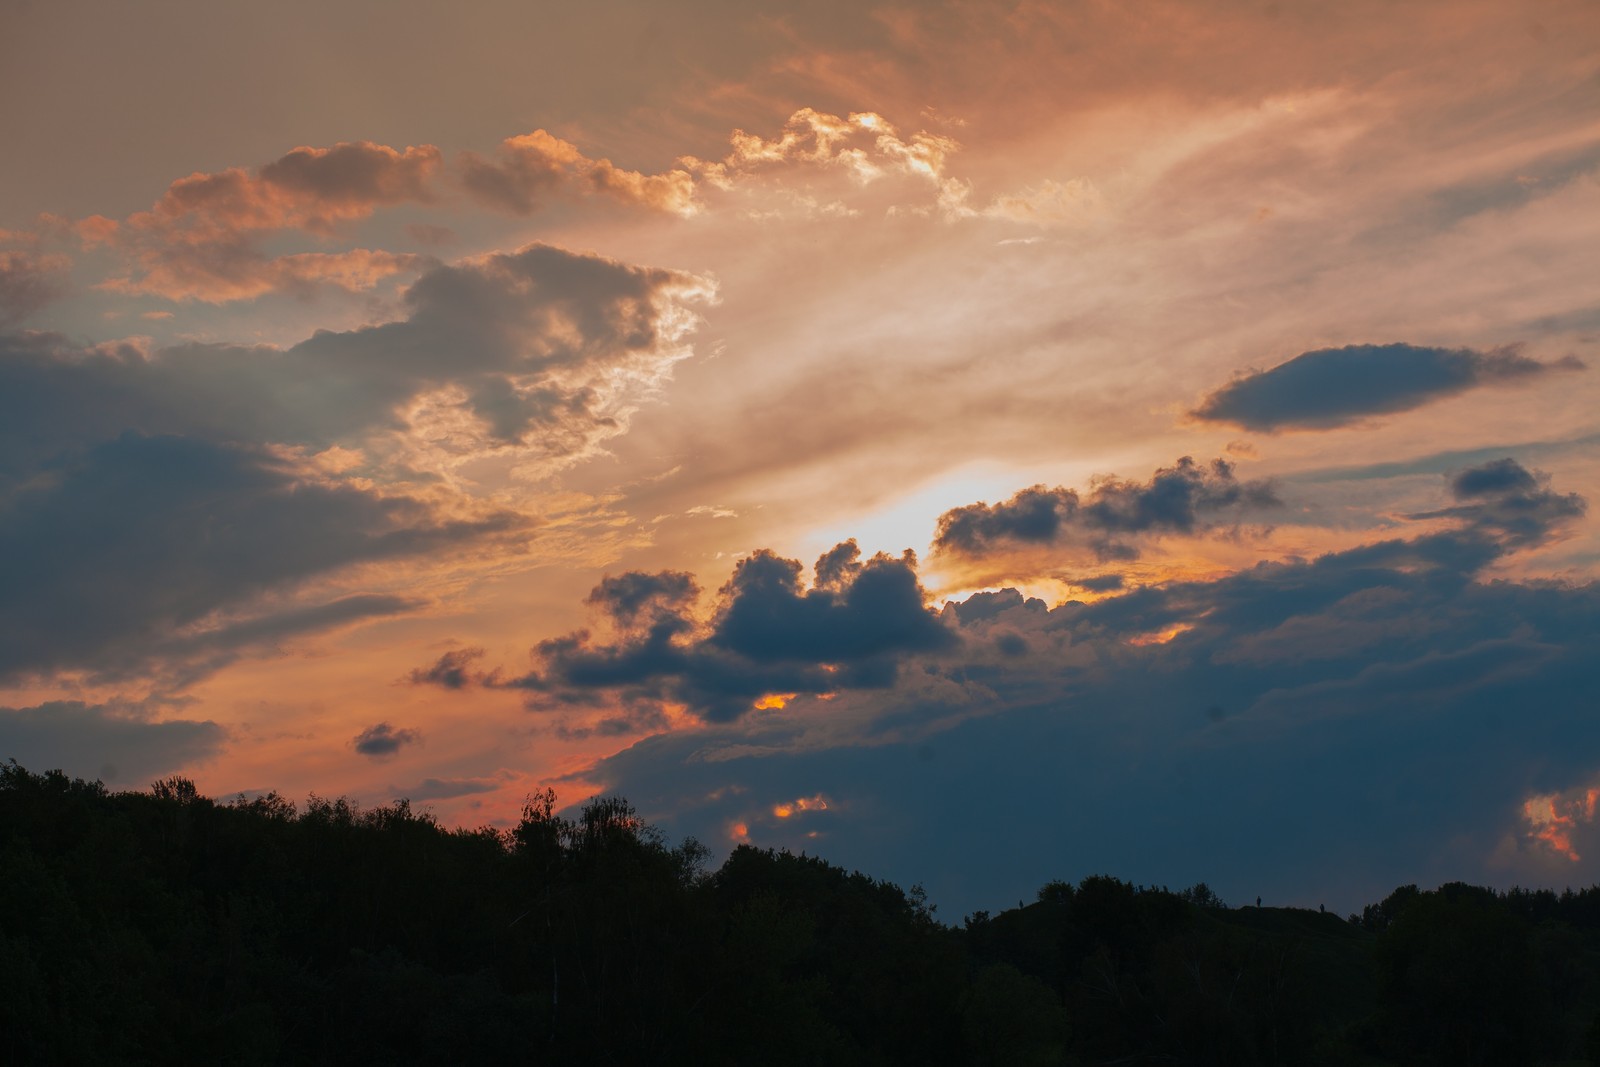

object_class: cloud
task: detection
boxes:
[352,722,421,758]
[933,456,1279,561]
[1,243,709,477]
[503,540,956,722]
[1191,343,1585,432]
[85,140,442,301]
[1407,457,1586,549]
[0,240,709,686]
[0,249,70,326]
[393,775,507,802]
[0,701,226,786]
[571,461,1597,919]
[0,432,512,685]
[406,647,485,690]
[461,130,700,216]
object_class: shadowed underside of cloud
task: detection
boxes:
[542,459,1597,917]
[1191,343,1585,432]
[0,432,511,684]
[0,701,226,786]
[933,455,1279,560]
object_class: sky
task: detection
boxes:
[3,0,1599,919]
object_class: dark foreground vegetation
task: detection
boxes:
[5,763,1600,1065]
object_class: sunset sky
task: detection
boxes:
[4,0,1598,917]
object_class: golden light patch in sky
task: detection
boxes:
[772,793,831,819]
[1523,788,1600,862]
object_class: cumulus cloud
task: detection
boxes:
[352,722,421,758]
[461,130,700,216]
[478,540,956,722]
[934,456,1279,560]
[84,140,442,301]
[1191,343,1585,432]
[573,461,1597,919]
[0,701,226,786]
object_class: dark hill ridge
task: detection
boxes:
[5,761,1600,1065]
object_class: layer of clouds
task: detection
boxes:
[0,241,708,686]
[546,459,1597,917]
[1191,343,1586,432]
[2,243,709,480]
[934,456,1280,561]
[0,701,227,786]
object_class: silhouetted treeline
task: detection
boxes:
[5,761,1600,1065]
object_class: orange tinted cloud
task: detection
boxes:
[1523,786,1600,861]
[90,141,442,302]
[460,130,699,216]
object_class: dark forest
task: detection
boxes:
[5,761,1600,1065]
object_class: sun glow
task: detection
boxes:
[772,794,830,819]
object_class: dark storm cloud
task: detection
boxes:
[353,722,421,758]
[0,433,510,684]
[571,460,1597,921]
[1191,342,1585,432]
[506,541,956,722]
[0,701,227,786]
[934,456,1278,559]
